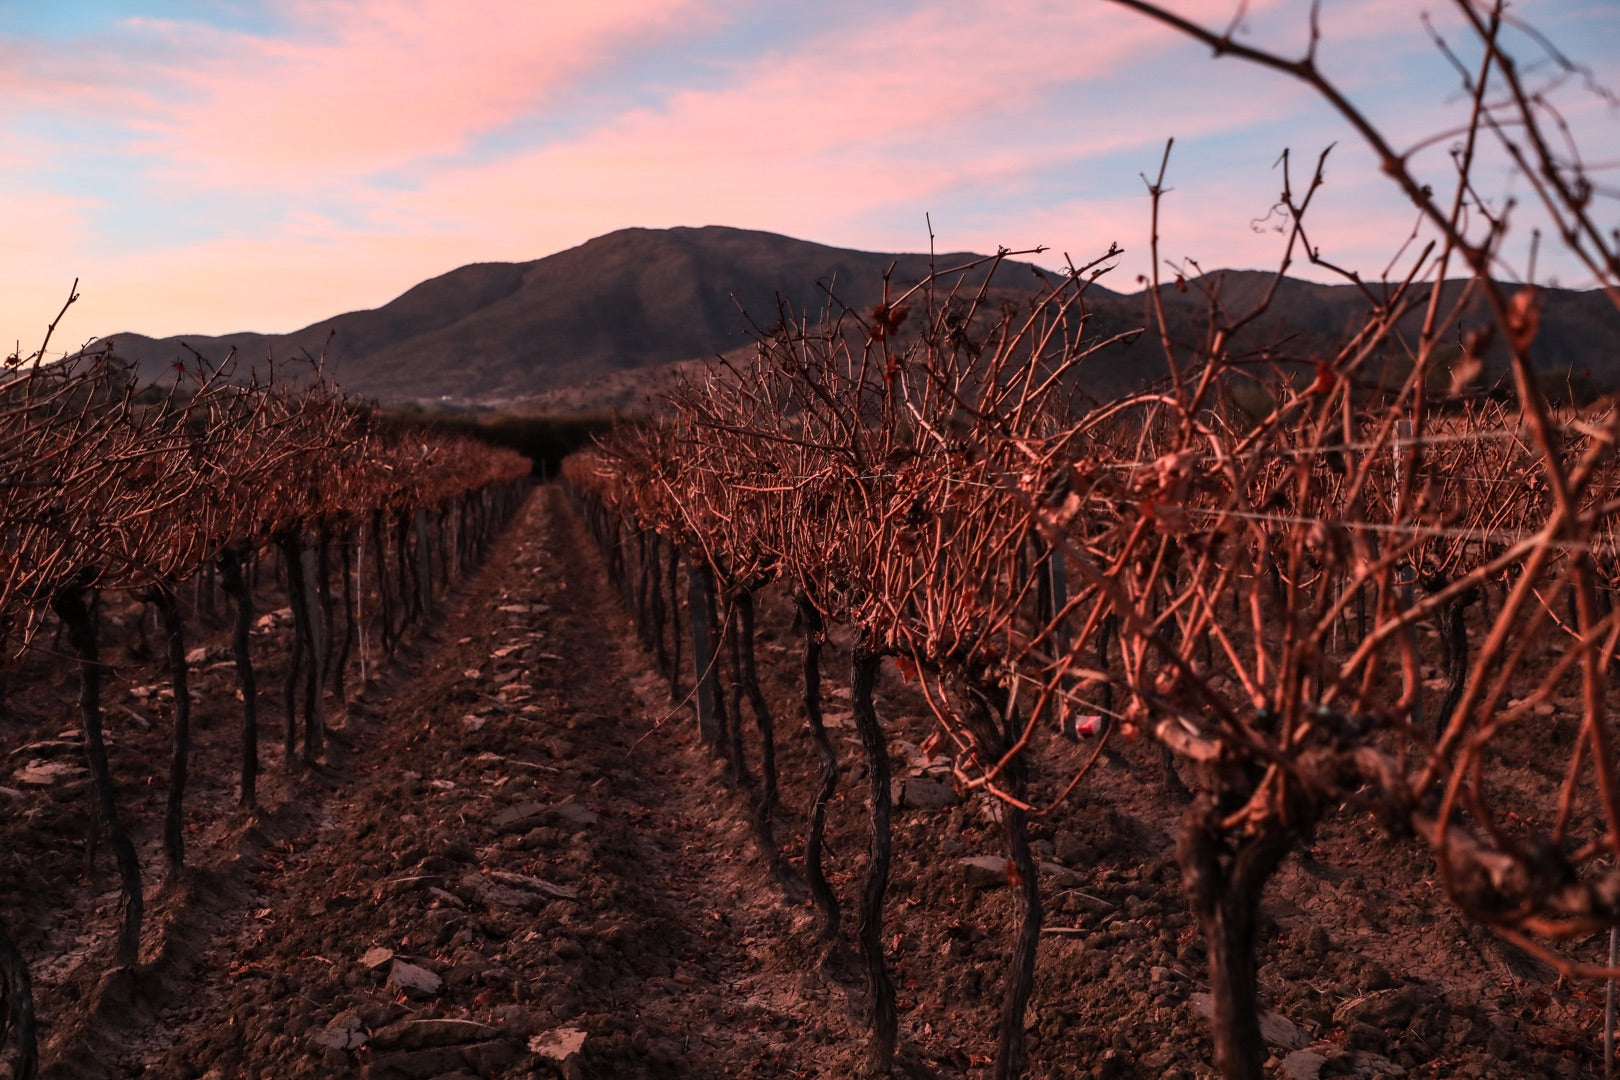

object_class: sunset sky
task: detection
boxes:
[2,1,1615,353]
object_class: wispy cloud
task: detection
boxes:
[0,0,1614,343]
[128,0,718,187]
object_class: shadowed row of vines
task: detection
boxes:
[564,2,1620,1075]
[0,327,529,1078]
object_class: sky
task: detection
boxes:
[1,0,1616,353]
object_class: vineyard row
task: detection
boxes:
[0,349,530,1078]
[562,246,1620,1078]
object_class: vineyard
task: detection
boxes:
[0,309,530,1077]
[2,2,1619,1078]
[558,5,1620,1077]
[559,266,1620,1078]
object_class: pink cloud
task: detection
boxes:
[0,0,1347,341]
[117,0,1287,193]
[127,0,716,187]
[343,2,1308,244]
[8,0,1609,345]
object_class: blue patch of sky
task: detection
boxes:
[9,111,138,197]
[1497,5,1620,79]
[113,188,369,249]
[17,115,374,254]
[91,185,281,252]
[866,67,1332,190]
[101,196,267,250]
[0,0,286,39]
[4,106,217,250]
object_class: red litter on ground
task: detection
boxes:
[1063,714,1104,739]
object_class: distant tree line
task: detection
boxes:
[380,407,640,479]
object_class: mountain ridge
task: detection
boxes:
[92,225,1620,410]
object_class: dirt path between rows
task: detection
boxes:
[93,485,857,1079]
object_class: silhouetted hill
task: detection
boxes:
[1143,268,1620,383]
[96,226,1086,406]
[91,227,1619,411]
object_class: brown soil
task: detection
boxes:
[0,485,1607,1079]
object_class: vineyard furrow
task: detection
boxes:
[118,486,853,1079]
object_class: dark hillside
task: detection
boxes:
[90,227,1619,410]
[96,227,1066,406]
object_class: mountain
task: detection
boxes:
[1130,268,1620,405]
[92,226,1620,411]
[96,226,1079,407]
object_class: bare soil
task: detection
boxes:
[0,485,1607,1078]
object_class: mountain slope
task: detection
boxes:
[99,226,1059,405]
[94,226,1620,409]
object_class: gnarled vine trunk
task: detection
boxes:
[959,681,1042,1080]
[218,546,259,808]
[851,648,896,1076]
[1177,795,1295,1080]
[798,596,842,938]
[51,584,144,971]
[152,586,192,884]
[0,915,36,1080]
